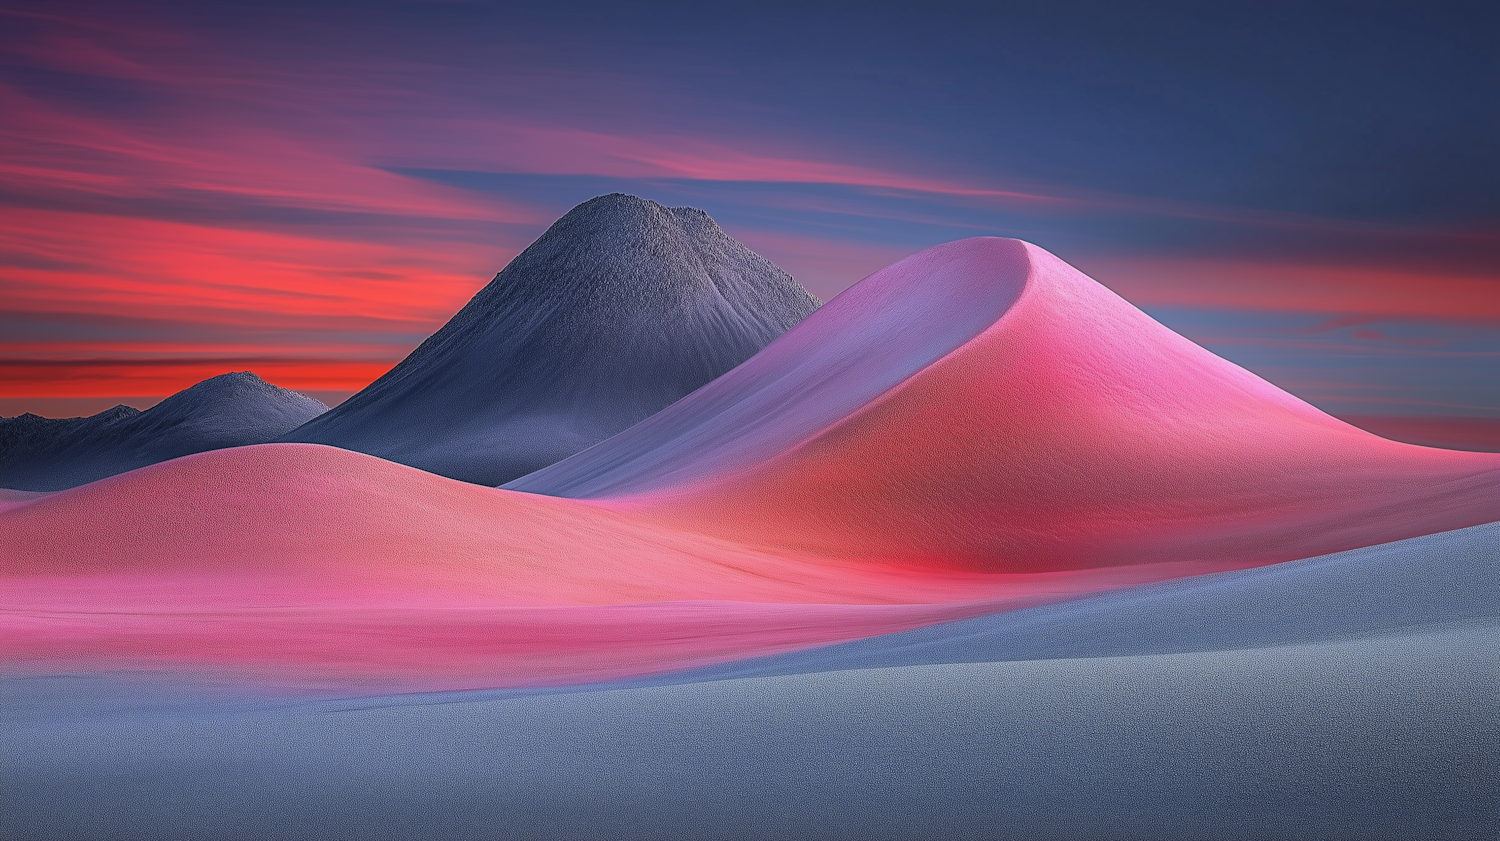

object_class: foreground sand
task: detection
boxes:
[6,524,1495,840]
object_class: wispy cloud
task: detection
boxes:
[2,3,1495,417]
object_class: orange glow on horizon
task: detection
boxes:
[0,359,396,401]
[1089,256,1500,323]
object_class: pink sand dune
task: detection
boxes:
[4,238,1497,690]
[0,444,1228,688]
[516,238,1500,572]
[5,599,1026,693]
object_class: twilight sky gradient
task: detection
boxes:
[2,1,1497,438]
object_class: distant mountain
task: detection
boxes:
[0,372,327,491]
[284,193,820,486]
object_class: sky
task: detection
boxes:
[2,1,1497,445]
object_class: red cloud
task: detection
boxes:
[4,5,1495,411]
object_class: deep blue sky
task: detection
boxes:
[2,0,1497,433]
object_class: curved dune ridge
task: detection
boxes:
[515,237,1500,571]
[0,443,1249,690]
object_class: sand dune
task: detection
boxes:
[6,523,1494,840]
[0,443,1241,690]
[633,520,1500,685]
[515,238,1500,571]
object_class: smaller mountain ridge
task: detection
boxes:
[284,193,820,486]
[0,372,327,491]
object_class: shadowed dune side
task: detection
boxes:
[514,238,1500,573]
[0,372,326,491]
[508,237,1029,498]
[284,194,819,486]
[630,520,1500,686]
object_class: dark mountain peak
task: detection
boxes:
[3,405,137,425]
[548,193,699,233]
[93,405,142,421]
[455,193,817,328]
[537,193,734,252]
[179,371,274,398]
[286,194,820,486]
[1,373,327,491]
[559,192,669,221]
[148,372,326,424]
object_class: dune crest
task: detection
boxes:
[516,237,1500,571]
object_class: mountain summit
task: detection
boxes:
[0,372,327,491]
[285,193,821,485]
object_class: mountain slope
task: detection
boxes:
[284,194,820,485]
[0,372,326,491]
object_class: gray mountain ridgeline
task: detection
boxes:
[2,195,820,490]
[0,372,327,492]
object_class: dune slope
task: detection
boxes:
[514,238,1500,572]
[0,443,1223,690]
